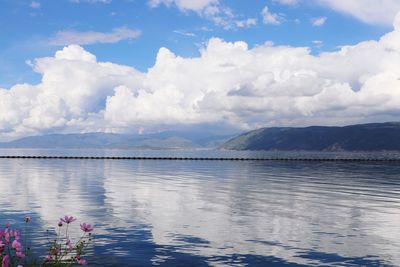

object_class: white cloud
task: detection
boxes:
[173,30,196,37]
[148,0,253,30]
[273,0,400,26]
[148,0,218,13]
[50,27,141,46]
[2,14,400,140]
[149,0,400,28]
[0,45,144,139]
[316,0,400,26]
[395,12,400,30]
[311,16,327,26]
[273,0,299,6]
[235,18,257,28]
[30,1,41,9]
[261,6,283,25]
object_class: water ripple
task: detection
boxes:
[0,151,399,266]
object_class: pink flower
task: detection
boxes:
[4,228,10,243]
[80,223,93,233]
[60,215,76,224]
[12,240,23,251]
[14,230,21,241]
[12,240,25,258]
[2,255,10,267]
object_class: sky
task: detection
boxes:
[1,0,400,140]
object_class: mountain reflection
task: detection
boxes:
[0,158,399,266]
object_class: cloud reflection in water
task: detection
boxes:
[0,159,399,266]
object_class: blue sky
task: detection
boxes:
[1,0,400,139]
[0,0,391,87]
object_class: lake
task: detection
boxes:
[0,149,399,266]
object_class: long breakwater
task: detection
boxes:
[0,155,399,162]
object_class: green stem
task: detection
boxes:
[6,244,15,267]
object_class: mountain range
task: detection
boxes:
[0,131,233,150]
[2,122,400,151]
[220,122,400,151]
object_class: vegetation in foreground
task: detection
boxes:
[0,216,93,267]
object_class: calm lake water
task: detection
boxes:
[0,149,400,266]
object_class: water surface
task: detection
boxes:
[0,150,399,266]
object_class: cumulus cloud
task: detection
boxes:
[1,15,400,140]
[0,45,144,139]
[50,27,141,46]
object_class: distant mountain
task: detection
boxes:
[0,131,233,149]
[220,122,400,151]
